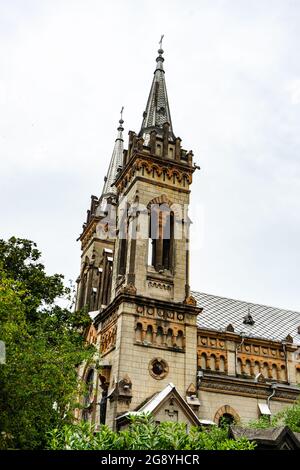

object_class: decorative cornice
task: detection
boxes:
[197,328,298,352]
[200,374,300,402]
[94,292,202,326]
[115,152,195,194]
[79,216,101,246]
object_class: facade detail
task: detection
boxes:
[75,42,300,430]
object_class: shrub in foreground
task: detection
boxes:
[47,414,255,450]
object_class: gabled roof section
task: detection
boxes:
[100,111,124,202]
[116,383,201,427]
[230,426,300,450]
[139,43,175,140]
[193,291,300,345]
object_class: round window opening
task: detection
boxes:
[149,358,169,380]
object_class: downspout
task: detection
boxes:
[267,383,277,409]
[266,383,277,423]
[282,342,290,384]
[235,333,245,375]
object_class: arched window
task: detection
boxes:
[214,405,240,427]
[280,365,286,381]
[262,362,269,378]
[245,360,251,376]
[296,368,300,385]
[201,353,207,370]
[82,369,94,422]
[149,204,174,272]
[176,330,184,349]
[78,260,89,310]
[254,361,260,376]
[156,326,164,346]
[237,358,242,375]
[219,356,226,373]
[166,328,173,347]
[135,323,142,342]
[118,239,127,275]
[210,354,216,371]
[272,364,278,380]
[145,325,153,343]
[118,207,128,276]
[219,413,235,428]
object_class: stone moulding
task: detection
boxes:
[115,154,194,193]
[200,375,300,402]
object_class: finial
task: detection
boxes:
[156,36,165,71]
[243,306,255,326]
[119,106,124,125]
[158,34,164,54]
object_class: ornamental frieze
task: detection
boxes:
[100,319,117,356]
[101,310,118,330]
[200,377,299,402]
[134,317,185,351]
[116,157,193,193]
[135,304,185,322]
[197,334,225,350]
[148,280,172,291]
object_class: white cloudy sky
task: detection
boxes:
[1,0,300,311]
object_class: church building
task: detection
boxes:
[75,42,300,430]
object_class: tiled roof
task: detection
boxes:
[192,291,300,346]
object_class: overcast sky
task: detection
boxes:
[1,0,300,311]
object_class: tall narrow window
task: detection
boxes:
[118,205,128,275]
[82,369,94,422]
[149,204,174,272]
[118,238,127,275]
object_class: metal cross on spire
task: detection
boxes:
[159,34,164,50]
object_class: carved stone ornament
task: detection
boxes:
[186,383,197,396]
[284,334,293,344]
[121,283,137,295]
[184,295,197,306]
[226,323,235,333]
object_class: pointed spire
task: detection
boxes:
[139,36,175,140]
[101,109,124,201]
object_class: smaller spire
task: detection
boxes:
[116,106,124,140]
[101,109,124,202]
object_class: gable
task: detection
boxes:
[153,392,199,428]
[116,383,201,430]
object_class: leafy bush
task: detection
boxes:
[248,399,300,433]
[47,414,255,450]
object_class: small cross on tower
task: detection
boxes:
[159,34,164,50]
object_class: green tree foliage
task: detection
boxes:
[0,237,94,449]
[248,399,300,432]
[47,414,255,450]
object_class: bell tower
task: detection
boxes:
[79,41,201,430]
[110,44,197,304]
[75,113,124,313]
